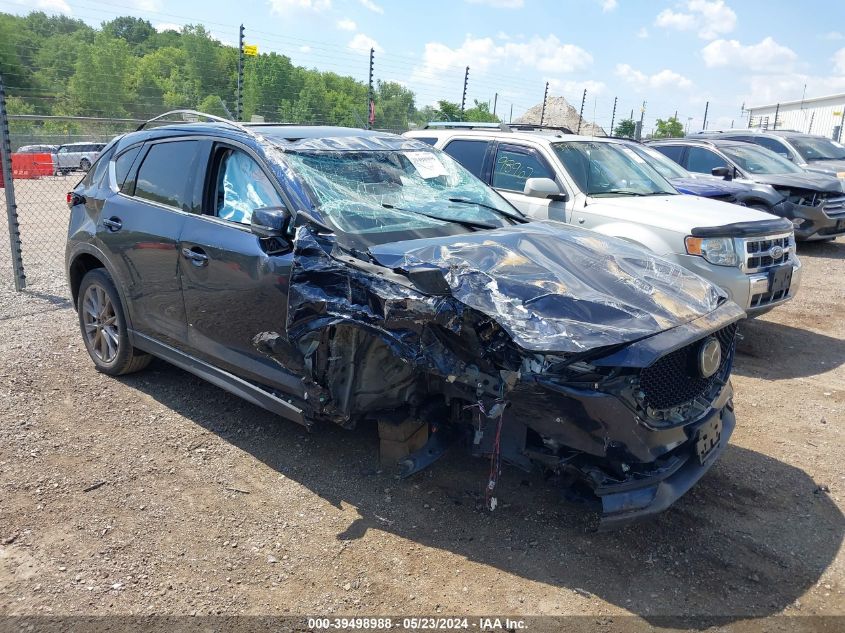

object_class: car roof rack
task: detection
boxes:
[423,121,512,131]
[506,123,576,134]
[136,109,252,133]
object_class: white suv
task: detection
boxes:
[56,142,106,174]
[406,124,801,315]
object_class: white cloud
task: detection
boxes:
[636,27,649,39]
[744,74,845,107]
[132,0,162,10]
[601,0,618,12]
[358,0,384,13]
[348,33,383,55]
[299,45,312,53]
[549,79,607,96]
[615,63,693,90]
[465,0,524,7]
[655,0,736,40]
[701,37,797,73]
[155,22,182,33]
[33,0,72,13]
[821,31,844,41]
[414,34,592,80]
[268,0,331,14]
[336,19,357,31]
[834,48,845,75]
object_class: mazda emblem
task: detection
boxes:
[698,338,722,378]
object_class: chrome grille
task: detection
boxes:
[823,195,845,218]
[740,232,794,273]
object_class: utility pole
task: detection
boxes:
[808,111,815,134]
[773,103,780,130]
[609,96,617,136]
[702,101,709,131]
[460,66,469,119]
[577,89,587,134]
[637,100,646,140]
[492,92,498,118]
[236,24,244,121]
[838,106,845,142]
[509,103,513,123]
[540,81,549,126]
[367,47,375,129]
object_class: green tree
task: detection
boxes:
[653,116,684,139]
[67,33,133,117]
[101,16,156,54]
[198,95,231,118]
[614,118,636,138]
[463,99,499,123]
[375,80,416,130]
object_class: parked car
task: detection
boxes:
[66,113,746,528]
[17,144,59,154]
[406,124,800,315]
[690,129,845,182]
[649,137,845,241]
[623,140,788,213]
[56,142,106,174]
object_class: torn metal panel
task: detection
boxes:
[370,221,725,353]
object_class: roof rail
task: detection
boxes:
[424,121,512,131]
[506,123,576,135]
[136,109,251,133]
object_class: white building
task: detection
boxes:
[746,92,845,141]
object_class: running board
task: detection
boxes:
[130,331,307,426]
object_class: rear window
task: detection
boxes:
[133,141,198,210]
[442,140,490,178]
[78,145,116,190]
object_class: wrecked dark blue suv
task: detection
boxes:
[66,112,744,528]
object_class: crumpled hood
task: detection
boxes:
[750,171,842,192]
[369,222,725,354]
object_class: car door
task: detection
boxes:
[177,140,302,393]
[97,138,202,348]
[490,143,567,222]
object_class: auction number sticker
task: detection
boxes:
[307,617,471,630]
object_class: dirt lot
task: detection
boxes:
[0,187,843,628]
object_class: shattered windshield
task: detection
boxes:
[552,141,678,197]
[720,144,804,174]
[281,147,521,237]
[789,137,845,162]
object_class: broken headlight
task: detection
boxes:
[684,236,739,267]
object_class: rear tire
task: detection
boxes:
[77,268,151,376]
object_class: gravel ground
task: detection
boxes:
[0,218,843,628]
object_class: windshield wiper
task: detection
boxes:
[447,197,526,222]
[381,203,498,230]
[590,190,668,197]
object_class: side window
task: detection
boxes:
[492,145,554,192]
[754,136,790,157]
[652,144,684,165]
[212,148,282,225]
[58,147,69,155]
[115,146,143,191]
[686,147,728,174]
[442,139,490,178]
[133,141,198,211]
[78,145,116,190]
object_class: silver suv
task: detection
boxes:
[56,142,106,174]
[406,124,801,316]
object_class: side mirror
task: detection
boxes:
[711,166,733,181]
[250,206,291,238]
[524,177,568,202]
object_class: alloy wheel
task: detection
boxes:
[82,284,119,363]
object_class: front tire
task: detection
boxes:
[77,268,151,376]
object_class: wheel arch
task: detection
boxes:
[67,247,136,332]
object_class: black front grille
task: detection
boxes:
[746,235,790,270]
[639,324,737,411]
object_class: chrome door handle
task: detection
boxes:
[181,247,209,266]
[102,217,122,231]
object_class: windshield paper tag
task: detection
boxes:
[406,151,447,179]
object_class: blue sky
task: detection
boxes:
[7,0,845,132]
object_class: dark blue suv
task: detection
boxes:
[66,113,744,527]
